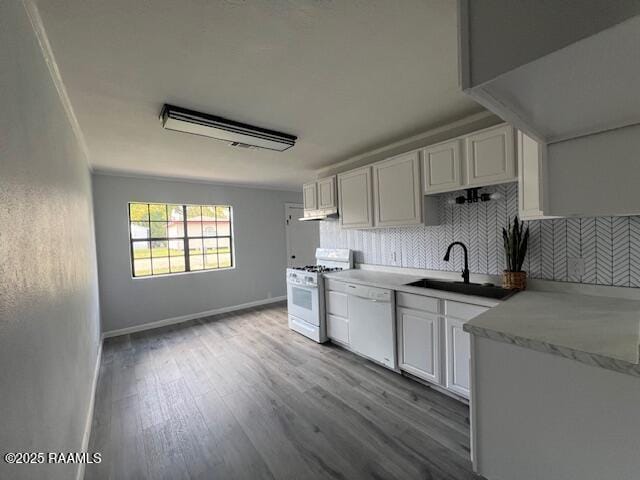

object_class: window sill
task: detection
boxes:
[131,266,236,280]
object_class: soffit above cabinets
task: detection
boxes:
[459,1,640,144]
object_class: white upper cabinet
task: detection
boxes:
[338,167,374,229]
[372,152,422,227]
[302,182,317,211]
[518,131,556,220]
[422,140,462,194]
[317,176,337,210]
[465,124,516,187]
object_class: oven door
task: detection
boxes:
[287,281,319,326]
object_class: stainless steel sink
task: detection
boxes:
[404,278,516,300]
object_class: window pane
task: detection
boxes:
[190,254,204,271]
[217,237,230,254]
[205,254,218,269]
[202,223,216,237]
[152,257,170,275]
[189,239,203,255]
[219,253,232,268]
[129,203,149,222]
[217,219,230,236]
[131,222,149,239]
[167,219,183,238]
[170,256,185,273]
[168,204,183,219]
[187,219,202,237]
[201,205,216,218]
[149,204,167,221]
[132,241,150,259]
[150,221,168,238]
[186,205,201,219]
[169,239,185,257]
[151,240,168,258]
[134,258,152,277]
[215,206,230,220]
[203,238,217,254]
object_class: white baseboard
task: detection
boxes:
[102,296,287,338]
[76,337,103,480]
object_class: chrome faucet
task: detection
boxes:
[443,242,470,284]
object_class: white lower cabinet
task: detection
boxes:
[327,314,349,345]
[444,301,488,398]
[444,316,471,397]
[397,307,441,384]
[396,293,489,399]
[325,286,349,346]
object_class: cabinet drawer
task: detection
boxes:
[327,314,349,345]
[325,279,348,293]
[326,290,348,317]
[396,292,440,313]
[445,301,488,321]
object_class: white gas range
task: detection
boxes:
[286,248,352,343]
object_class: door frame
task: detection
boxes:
[285,203,303,267]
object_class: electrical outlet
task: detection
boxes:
[567,257,584,282]
[391,251,400,266]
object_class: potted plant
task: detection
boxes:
[502,216,529,290]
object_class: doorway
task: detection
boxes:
[285,203,319,267]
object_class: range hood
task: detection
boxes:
[299,208,338,222]
[160,104,297,151]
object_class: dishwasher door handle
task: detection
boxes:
[348,293,388,303]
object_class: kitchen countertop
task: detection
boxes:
[323,269,502,308]
[324,268,640,377]
[464,290,640,377]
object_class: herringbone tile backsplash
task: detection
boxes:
[319,183,640,287]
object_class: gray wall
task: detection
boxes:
[465,0,640,86]
[0,1,101,479]
[92,173,301,333]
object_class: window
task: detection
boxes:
[129,203,233,277]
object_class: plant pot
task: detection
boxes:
[502,271,527,290]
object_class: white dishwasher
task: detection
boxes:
[346,283,397,370]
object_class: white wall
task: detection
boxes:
[0,1,101,479]
[472,336,640,480]
[92,173,302,333]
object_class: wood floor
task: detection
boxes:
[87,302,481,480]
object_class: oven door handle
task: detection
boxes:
[288,280,317,289]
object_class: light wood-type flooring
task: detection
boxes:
[86,302,482,480]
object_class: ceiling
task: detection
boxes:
[36,0,482,190]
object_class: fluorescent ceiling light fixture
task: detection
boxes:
[160,104,297,152]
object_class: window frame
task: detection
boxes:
[128,202,235,278]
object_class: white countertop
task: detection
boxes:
[323,269,502,308]
[324,267,640,376]
[464,290,640,375]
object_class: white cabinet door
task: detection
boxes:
[444,316,471,398]
[338,167,373,229]
[422,140,463,194]
[397,307,441,384]
[303,182,317,211]
[372,151,422,227]
[327,314,349,345]
[317,176,337,210]
[465,124,516,187]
